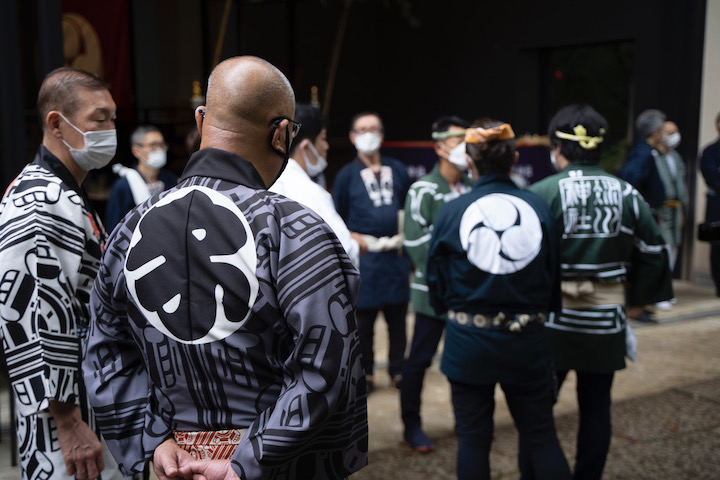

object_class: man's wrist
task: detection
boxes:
[48,400,81,429]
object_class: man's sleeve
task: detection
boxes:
[332,167,349,220]
[231,211,367,479]
[403,183,434,273]
[700,145,720,192]
[0,191,85,417]
[626,190,674,305]
[425,212,450,316]
[83,230,172,475]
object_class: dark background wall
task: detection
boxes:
[0,0,708,199]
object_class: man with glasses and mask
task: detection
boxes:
[104,125,178,231]
[400,115,472,452]
[270,103,362,267]
[0,67,129,480]
[333,112,411,393]
[83,56,368,480]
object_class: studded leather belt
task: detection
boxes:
[447,310,547,333]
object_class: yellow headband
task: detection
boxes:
[431,130,467,141]
[555,125,605,150]
[464,123,515,144]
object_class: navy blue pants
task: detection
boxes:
[557,370,615,480]
[400,312,445,430]
[356,303,407,378]
[450,376,571,480]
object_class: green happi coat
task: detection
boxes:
[403,165,472,319]
[530,162,673,372]
[654,149,688,246]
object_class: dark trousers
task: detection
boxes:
[705,194,720,296]
[400,312,444,430]
[711,245,720,296]
[356,303,407,378]
[450,377,571,480]
[557,370,615,480]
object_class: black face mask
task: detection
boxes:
[267,121,290,187]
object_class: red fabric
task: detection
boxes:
[62,0,133,118]
[174,429,244,460]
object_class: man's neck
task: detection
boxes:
[42,138,87,185]
[137,161,159,183]
[438,159,462,188]
[358,151,381,170]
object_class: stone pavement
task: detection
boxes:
[355,278,720,479]
[0,279,718,479]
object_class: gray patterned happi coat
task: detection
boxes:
[83,148,368,479]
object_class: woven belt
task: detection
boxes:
[447,310,547,333]
[174,428,246,460]
[663,199,682,208]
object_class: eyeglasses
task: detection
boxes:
[140,142,168,151]
[269,116,302,139]
[352,126,382,135]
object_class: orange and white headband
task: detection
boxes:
[555,125,605,150]
[464,123,515,144]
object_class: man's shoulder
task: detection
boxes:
[335,161,360,178]
[529,172,561,194]
[4,164,73,204]
[109,174,131,192]
[409,172,443,191]
[702,140,720,156]
[626,140,653,161]
[381,156,409,174]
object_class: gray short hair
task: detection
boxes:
[130,125,161,148]
[635,109,666,139]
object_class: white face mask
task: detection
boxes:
[354,132,382,155]
[302,142,327,177]
[59,113,117,171]
[445,142,468,170]
[664,132,681,149]
[145,150,167,169]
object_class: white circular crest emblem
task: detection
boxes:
[125,186,258,344]
[459,193,543,274]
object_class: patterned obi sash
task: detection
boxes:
[174,429,246,460]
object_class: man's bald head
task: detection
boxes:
[205,56,295,130]
[195,56,297,187]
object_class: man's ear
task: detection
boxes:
[131,144,143,160]
[272,119,290,153]
[297,138,311,152]
[514,150,520,166]
[47,111,62,138]
[194,106,206,136]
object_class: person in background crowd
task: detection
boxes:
[700,111,720,297]
[270,103,363,266]
[82,55,368,480]
[652,120,687,309]
[0,67,130,480]
[105,125,178,231]
[617,108,671,322]
[427,119,571,480]
[617,109,667,212]
[400,115,472,452]
[333,112,411,392]
[530,103,673,480]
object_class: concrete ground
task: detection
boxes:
[0,279,718,479]
[355,278,720,479]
